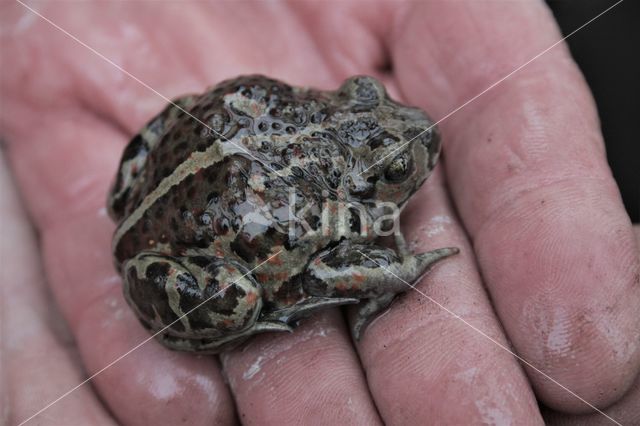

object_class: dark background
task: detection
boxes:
[546,0,639,223]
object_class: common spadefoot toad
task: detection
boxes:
[108,75,458,353]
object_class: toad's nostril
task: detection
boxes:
[346,174,375,198]
[351,185,373,196]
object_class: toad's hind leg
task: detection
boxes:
[123,252,291,353]
[303,242,458,340]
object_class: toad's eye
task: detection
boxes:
[384,152,412,183]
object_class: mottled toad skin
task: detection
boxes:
[108,75,458,353]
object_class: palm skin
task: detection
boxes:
[2,1,639,425]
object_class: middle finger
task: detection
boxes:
[222,310,382,424]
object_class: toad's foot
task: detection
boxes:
[157,320,294,354]
[261,296,359,324]
[303,242,459,340]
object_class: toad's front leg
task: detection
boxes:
[303,241,458,340]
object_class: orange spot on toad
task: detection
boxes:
[353,272,365,283]
[245,292,258,304]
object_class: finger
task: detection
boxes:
[543,228,640,425]
[354,165,543,424]
[1,152,117,425]
[543,357,640,424]
[391,0,640,412]
[221,310,382,424]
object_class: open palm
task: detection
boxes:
[2,1,638,424]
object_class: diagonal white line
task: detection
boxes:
[359,0,625,176]
[14,0,284,178]
[17,250,283,426]
[357,250,623,426]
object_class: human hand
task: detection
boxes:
[2,1,638,424]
